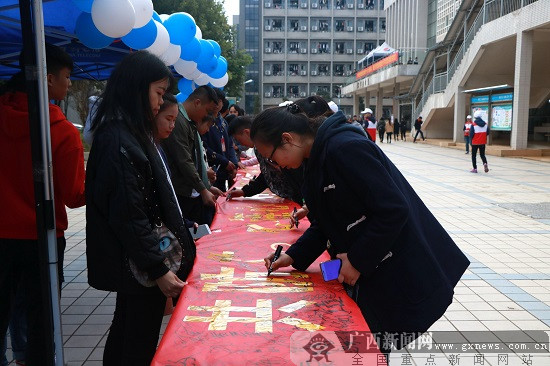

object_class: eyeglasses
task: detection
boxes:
[265,140,282,167]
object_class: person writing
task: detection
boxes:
[86,51,196,365]
[251,105,470,354]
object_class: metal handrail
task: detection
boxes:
[415,0,539,117]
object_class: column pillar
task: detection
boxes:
[511,30,533,149]
[353,93,360,115]
[364,90,370,111]
[376,88,383,121]
[454,85,466,143]
[392,83,400,120]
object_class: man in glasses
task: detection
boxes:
[162,86,224,225]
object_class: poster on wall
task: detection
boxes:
[472,105,489,123]
[491,104,513,131]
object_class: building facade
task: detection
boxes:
[240,0,386,115]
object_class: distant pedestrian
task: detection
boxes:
[393,118,400,141]
[463,115,473,154]
[377,118,386,142]
[400,119,407,141]
[361,108,377,142]
[469,110,490,173]
[413,116,425,142]
[385,118,394,143]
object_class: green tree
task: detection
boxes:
[154,0,252,98]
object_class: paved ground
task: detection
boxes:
[5,140,550,365]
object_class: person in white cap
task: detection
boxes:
[469,110,490,173]
[463,115,473,154]
[361,107,377,142]
[327,101,339,114]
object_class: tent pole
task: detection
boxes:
[18,0,64,365]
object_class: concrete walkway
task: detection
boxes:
[5,140,550,365]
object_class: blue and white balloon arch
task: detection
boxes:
[72,0,228,99]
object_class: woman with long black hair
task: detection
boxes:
[85,51,196,365]
[252,106,469,354]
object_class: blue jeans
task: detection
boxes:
[1,286,27,365]
[464,135,471,152]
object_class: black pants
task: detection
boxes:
[471,144,487,169]
[401,130,406,141]
[378,130,385,142]
[414,129,425,141]
[103,287,166,366]
[386,132,393,143]
[0,237,65,366]
[177,194,214,226]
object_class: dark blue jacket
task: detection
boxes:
[286,111,469,341]
[201,115,239,169]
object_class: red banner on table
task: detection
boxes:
[153,168,385,365]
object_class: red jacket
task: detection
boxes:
[0,91,85,239]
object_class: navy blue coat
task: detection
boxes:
[286,111,469,342]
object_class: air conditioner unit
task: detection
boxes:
[357,3,364,8]
[346,49,353,54]
[311,25,318,31]
[311,3,318,8]
[357,26,364,32]
[311,70,318,76]
[265,2,272,8]
[347,26,354,31]
[311,48,318,54]
[264,92,271,97]
[300,48,307,54]
[347,3,354,8]
[265,70,272,76]
[265,47,272,53]
[300,25,307,31]
[357,49,364,54]
[300,92,307,97]
[300,70,307,76]
[301,2,308,8]
[265,25,272,31]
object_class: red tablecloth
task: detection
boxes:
[152,168,385,365]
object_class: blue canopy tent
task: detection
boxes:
[0,1,135,364]
[0,0,132,80]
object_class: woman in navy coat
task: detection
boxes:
[251,106,470,352]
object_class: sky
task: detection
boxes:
[223,0,239,25]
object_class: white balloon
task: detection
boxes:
[194,73,211,86]
[92,0,136,38]
[160,43,181,66]
[210,73,228,88]
[145,20,170,56]
[188,67,202,80]
[174,59,197,77]
[159,13,170,22]
[195,26,202,40]
[129,0,154,28]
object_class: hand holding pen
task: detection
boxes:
[290,207,300,228]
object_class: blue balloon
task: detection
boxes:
[198,55,217,74]
[209,57,227,79]
[152,11,161,23]
[71,0,94,13]
[175,93,188,103]
[75,12,114,49]
[163,13,196,46]
[208,40,221,58]
[180,37,201,62]
[121,19,157,50]
[195,39,215,73]
[178,78,194,95]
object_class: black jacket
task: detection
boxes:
[286,112,469,338]
[86,120,196,292]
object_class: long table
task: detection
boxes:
[152,168,385,365]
